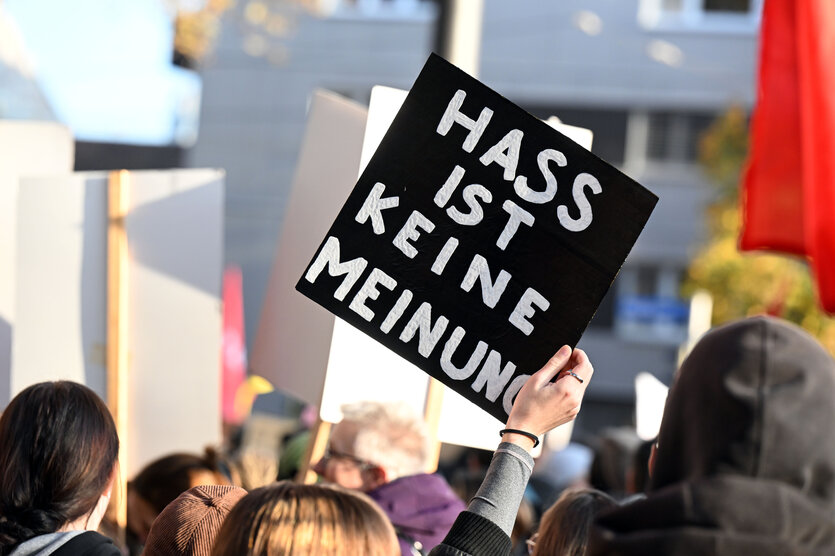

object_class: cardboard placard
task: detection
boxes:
[324,85,592,453]
[251,90,369,407]
[0,121,74,405]
[635,371,669,441]
[297,54,657,422]
[14,169,224,475]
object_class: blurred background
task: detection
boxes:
[7,0,834,458]
[0,0,775,436]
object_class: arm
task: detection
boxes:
[430,346,594,556]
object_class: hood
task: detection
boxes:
[651,316,835,503]
[590,317,835,555]
[368,473,465,549]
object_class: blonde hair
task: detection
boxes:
[532,488,617,556]
[211,482,398,556]
[340,401,428,480]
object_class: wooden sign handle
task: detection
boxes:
[297,417,331,484]
[423,378,445,473]
[106,170,130,543]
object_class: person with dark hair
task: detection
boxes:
[588,428,641,499]
[211,481,399,556]
[590,316,835,555]
[0,381,120,555]
[529,488,617,556]
[127,450,230,548]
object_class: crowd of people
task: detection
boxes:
[1,316,834,555]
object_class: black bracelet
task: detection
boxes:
[499,428,539,448]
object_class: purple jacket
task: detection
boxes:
[368,473,466,555]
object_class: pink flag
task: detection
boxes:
[222,266,247,424]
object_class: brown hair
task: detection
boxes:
[0,381,118,554]
[532,488,617,556]
[130,449,227,514]
[211,481,398,556]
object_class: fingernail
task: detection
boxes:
[558,345,571,357]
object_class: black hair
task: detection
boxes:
[0,381,119,554]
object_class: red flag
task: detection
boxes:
[741,0,835,312]
[740,0,804,255]
[797,1,835,311]
[222,266,247,424]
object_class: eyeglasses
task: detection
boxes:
[526,532,539,555]
[319,447,378,471]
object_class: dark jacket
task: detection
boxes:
[368,473,465,555]
[429,512,512,556]
[10,531,119,556]
[53,532,118,556]
[590,317,835,555]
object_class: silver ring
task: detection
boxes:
[565,370,584,384]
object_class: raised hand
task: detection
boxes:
[503,345,593,449]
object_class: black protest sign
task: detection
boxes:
[296,54,658,423]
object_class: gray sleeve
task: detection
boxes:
[466,441,534,536]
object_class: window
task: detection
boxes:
[614,265,689,343]
[588,284,616,330]
[638,0,762,33]
[524,106,629,167]
[635,266,659,297]
[645,111,715,163]
[703,0,751,13]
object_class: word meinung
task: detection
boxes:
[304,235,530,416]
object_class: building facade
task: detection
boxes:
[189,0,760,434]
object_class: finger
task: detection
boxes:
[568,348,593,381]
[533,345,572,385]
[555,349,592,386]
